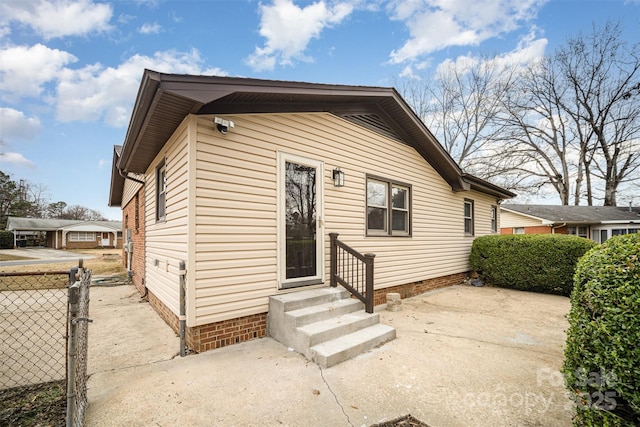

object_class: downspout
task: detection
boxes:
[178,261,187,357]
[118,167,146,185]
[551,223,566,234]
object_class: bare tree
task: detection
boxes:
[556,20,640,206]
[396,56,516,173]
[499,57,587,205]
[47,201,67,218]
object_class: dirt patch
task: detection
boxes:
[0,253,33,262]
[371,414,431,426]
[0,380,65,427]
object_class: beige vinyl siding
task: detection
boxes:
[500,210,544,228]
[121,176,144,207]
[191,112,502,326]
[144,119,191,317]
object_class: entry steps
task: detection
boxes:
[267,288,396,368]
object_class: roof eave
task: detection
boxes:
[108,145,124,207]
[114,71,512,199]
[462,173,516,199]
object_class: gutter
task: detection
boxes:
[552,223,566,234]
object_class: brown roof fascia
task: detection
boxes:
[108,145,124,207]
[461,173,516,200]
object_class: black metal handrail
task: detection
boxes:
[329,233,375,313]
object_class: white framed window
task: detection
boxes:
[68,231,95,242]
[513,227,525,235]
[464,199,474,236]
[491,205,498,233]
[156,160,166,221]
[568,226,588,238]
[366,176,411,236]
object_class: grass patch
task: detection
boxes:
[0,380,65,427]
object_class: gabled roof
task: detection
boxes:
[501,204,640,224]
[108,145,124,207]
[6,217,122,232]
[110,70,515,206]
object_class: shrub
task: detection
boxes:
[563,232,640,426]
[469,234,596,296]
[0,231,14,249]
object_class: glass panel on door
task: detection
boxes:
[284,161,317,279]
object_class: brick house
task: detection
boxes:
[5,217,122,249]
[500,204,640,243]
[108,70,515,358]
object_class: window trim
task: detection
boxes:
[156,159,166,222]
[68,231,96,242]
[568,226,588,238]
[464,198,474,236]
[490,205,498,233]
[366,174,412,237]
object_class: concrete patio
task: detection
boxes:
[85,284,574,426]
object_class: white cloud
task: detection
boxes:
[0,44,77,99]
[246,0,354,71]
[55,49,227,127]
[0,108,42,140]
[118,14,136,24]
[0,151,35,168]
[435,31,547,76]
[388,0,547,64]
[139,22,161,34]
[0,0,113,39]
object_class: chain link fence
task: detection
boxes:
[0,265,91,427]
[1,270,70,388]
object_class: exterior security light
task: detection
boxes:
[214,117,235,135]
[332,168,345,187]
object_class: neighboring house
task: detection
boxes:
[5,217,123,249]
[500,204,640,243]
[108,70,515,354]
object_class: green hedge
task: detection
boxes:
[0,231,14,249]
[563,232,640,426]
[469,234,596,296]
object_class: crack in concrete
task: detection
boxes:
[318,365,354,427]
[416,329,560,356]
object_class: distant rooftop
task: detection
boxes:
[6,217,122,231]
[501,204,640,223]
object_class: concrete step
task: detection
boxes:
[285,298,364,327]
[270,288,350,313]
[297,311,380,348]
[311,323,397,368]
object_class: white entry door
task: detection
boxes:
[101,232,110,246]
[278,153,324,289]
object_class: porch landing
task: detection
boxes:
[267,288,396,368]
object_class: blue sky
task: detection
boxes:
[1,0,639,220]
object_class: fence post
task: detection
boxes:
[364,253,375,314]
[66,281,79,427]
[329,233,338,287]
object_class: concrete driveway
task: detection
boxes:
[85,285,573,427]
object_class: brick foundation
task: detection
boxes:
[144,271,469,353]
[187,313,268,352]
[372,272,469,306]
